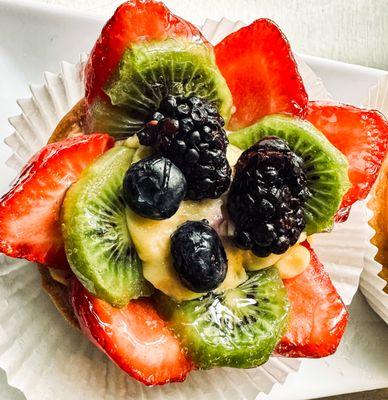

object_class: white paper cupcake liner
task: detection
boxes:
[359,74,388,324]
[0,18,371,400]
[5,54,88,173]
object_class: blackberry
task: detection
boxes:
[227,137,311,257]
[138,95,231,200]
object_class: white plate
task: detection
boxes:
[0,2,387,400]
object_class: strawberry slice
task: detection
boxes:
[276,241,348,358]
[85,0,204,103]
[70,279,193,385]
[215,19,308,131]
[307,101,388,221]
[0,134,113,268]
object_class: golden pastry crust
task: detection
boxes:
[369,155,388,293]
[39,265,79,328]
[48,99,85,143]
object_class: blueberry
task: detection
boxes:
[171,220,227,292]
[123,156,186,220]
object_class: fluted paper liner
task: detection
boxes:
[0,18,370,400]
[359,74,388,324]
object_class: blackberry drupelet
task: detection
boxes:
[138,95,231,200]
[227,137,311,257]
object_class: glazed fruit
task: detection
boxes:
[306,101,388,221]
[171,220,227,292]
[88,39,233,138]
[0,134,113,268]
[157,267,289,369]
[139,94,231,200]
[0,0,366,387]
[62,146,152,307]
[276,242,348,357]
[123,156,187,220]
[126,198,247,301]
[227,137,310,257]
[84,0,231,138]
[215,18,307,130]
[71,279,193,385]
[229,115,350,234]
[85,0,203,104]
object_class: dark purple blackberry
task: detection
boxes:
[138,95,231,200]
[227,137,311,257]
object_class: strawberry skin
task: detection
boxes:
[85,0,204,104]
[70,279,193,385]
[306,101,388,221]
[215,19,308,131]
[0,134,114,268]
[276,241,348,358]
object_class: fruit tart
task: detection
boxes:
[1,0,388,387]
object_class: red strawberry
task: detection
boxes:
[0,134,114,268]
[306,101,388,221]
[85,0,204,104]
[276,241,348,358]
[71,279,193,385]
[215,19,307,131]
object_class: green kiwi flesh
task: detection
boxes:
[86,39,233,138]
[228,115,350,234]
[61,146,153,307]
[156,267,289,369]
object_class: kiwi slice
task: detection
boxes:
[228,115,350,234]
[156,267,289,369]
[86,39,233,138]
[85,98,144,140]
[62,146,153,307]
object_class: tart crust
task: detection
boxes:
[39,265,79,328]
[369,155,388,293]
